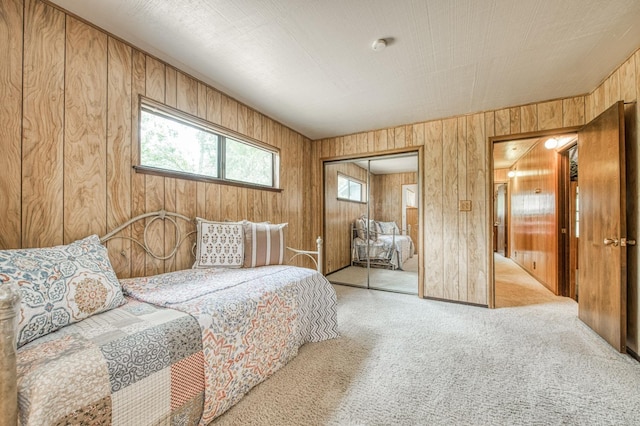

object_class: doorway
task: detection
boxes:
[491,131,579,308]
[323,152,420,295]
[490,102,629,353]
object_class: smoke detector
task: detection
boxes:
[371,38,387,52]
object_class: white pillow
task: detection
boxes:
[192,218,244,268]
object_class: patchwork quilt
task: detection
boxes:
[121,265,339,424]
[17,299,204,426]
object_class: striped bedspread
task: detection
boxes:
[17,298,204,425]
[121,265,339,424]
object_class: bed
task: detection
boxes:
[0,210,338,426]
[351,217,414,270]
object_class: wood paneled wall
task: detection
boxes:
[508,141,559,293]
[0,0,314,276]
[371,172,417,228]
[314,47,640,345]
[313,93,589,306]
[324,162,369,274]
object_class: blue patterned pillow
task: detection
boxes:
[0,235,125,347]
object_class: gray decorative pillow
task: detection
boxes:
[0,235,125,347]
[376,221,399,235]
[192,218,244,268]
[355,217,377,241]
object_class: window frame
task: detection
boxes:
[135,97,281,192]
[337,173,366,203]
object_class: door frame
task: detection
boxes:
[320,146,425,298]
[488,127,582,308]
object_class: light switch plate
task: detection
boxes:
[459,200,472,211]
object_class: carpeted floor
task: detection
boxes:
[213,259,640,425]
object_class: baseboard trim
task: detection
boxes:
[423,296,488,308]
[628,347,640,362]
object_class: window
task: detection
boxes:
[138,99,278,189]
[337,174,366,202]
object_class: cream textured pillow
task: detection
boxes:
[243,222,288,268]
[193,218,244,268]
[0,235,125,348]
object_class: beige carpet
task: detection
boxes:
[494,253,561,308]
[213,265,640,425]
[326,256,418,293]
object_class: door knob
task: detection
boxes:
[621,238,636,247]
[604,238,619,247]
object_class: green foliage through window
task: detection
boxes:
[139,102,277,188]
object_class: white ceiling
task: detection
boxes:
[50,0,640,140]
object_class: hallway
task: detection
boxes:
[494,253,569,308]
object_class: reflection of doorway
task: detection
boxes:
[402,184,418,255]
[494,183,507,256]
[323,152,420,295]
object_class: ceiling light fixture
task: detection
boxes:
[544,137,558,149]
[371,38,387,52]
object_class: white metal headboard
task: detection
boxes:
[100,210,323,273]
[100,210,196,260]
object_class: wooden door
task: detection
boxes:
[406,207,418,255]
[578,101,627,352]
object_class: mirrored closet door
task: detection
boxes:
[323,153,419,294]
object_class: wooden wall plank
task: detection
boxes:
[206,87,222,125]
[412,123,425,148]
[563,96,586,127]
[165,66,177,107]
[145,56,165,103]
[509,107,521,134]
[374,129,388,152]
[620,56,637,102]
[22,0,65,248]
[466,113,487,305]
[164,178,176,272]
[606,69,621,107]
[144,175,164,275]
[592,84,606,118]
[494,109,510,136]
[106,37,132,277]
[196,182,207,219]
[0,0,23,249]
[130,49,146,278]
[442,118,459,300]
[457,117,468,301]
[238,103,249,135]
[538,100,562,130]
[521,104,538,133]
[175,180,196,271]
[197,83,207,119]
[64,17,108,243]
[394,126,405,149]
[423,121,444,298]
[222,96,238,131]
[177,71,198,115]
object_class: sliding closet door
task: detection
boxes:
[323,160,369,288]
[324,154,419,295]
[367,155,419,294]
